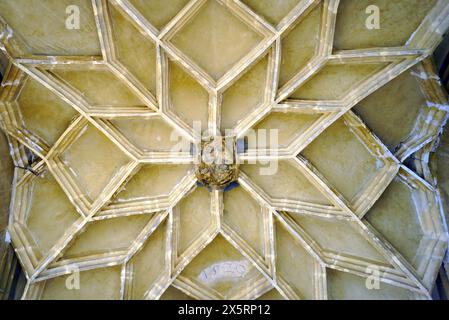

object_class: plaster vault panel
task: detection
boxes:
[0,0,449,300]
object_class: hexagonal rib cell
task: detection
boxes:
[178,235,269,300]
[334,0,437,50]
[101,164,194,217]
[221,53,269,132]
[56,214,153,261]
[10,171,81,272]
[107,116,189,155]
[326,269,426,300]
[117,165,193,200]
[354,69,426,150]
[289,62,389,101]
[128,0,190,30]
[50,65,146,111]
[278,2,322,88]
[240,159,342,217]
[364,169,447,289]
[241,0,301,27]
[301,115,399,215]
[0,0,101,56]
[353,60,448,161]
[17,77,78,146]
[125,219,168,299]
[168,59,209,131]
[223,187,268,263]
[33,266,122,300]
[173,187,215,267]
[274,218,317,299]
[248,110,324,151]
[169,0,265,81]
[109,3,157,96]
[0,66,70,158]
[60,123,131,202]
[281,213,389,265]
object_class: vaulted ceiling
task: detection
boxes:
[1,0,449,300]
